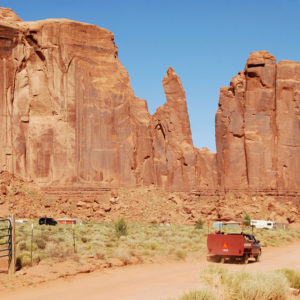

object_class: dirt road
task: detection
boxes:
[1,243,300,300]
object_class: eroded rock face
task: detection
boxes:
[276,60,300,191]
[0,7,21,22]
[217,51,300,195]
[0,8,217,191]
[152,68,198,191]
[2,9,299,197]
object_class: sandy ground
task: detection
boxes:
[1,242,300,300]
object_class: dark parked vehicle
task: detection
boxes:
[39,217,57,226]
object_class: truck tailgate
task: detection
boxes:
[207,234,246,256]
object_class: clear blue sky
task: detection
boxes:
[3,0,300,152]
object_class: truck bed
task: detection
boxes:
[207,233,251,256]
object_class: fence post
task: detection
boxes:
[31,222,33,267]
[72,223,76,253]
[8,214,15,275]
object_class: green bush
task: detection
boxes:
[115,218,128,238]
[195,218,204,230]
[277,269,300,289]
[244,213,251,226]
[177,290,216,300]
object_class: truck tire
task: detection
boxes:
[207,255,220,262]
[242,254,249,264]
[214,255,221,263]
[255,251,261,262]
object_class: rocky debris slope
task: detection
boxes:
[0,171,299,223]
[0,7,216,192]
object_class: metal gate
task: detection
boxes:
[0,219,12,259]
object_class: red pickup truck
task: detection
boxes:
[207,232,261,264]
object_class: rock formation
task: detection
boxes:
[0,8,216,192]
[0,8,299,200]
[216,51,300,196]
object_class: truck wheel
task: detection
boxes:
[255,251,261,262]
[243,254,249,264]
[214,256,221,263]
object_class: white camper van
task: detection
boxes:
[250,220,275,229]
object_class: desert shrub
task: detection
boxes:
[36,230,50,242]
[200,265,228,289]
[95,249,105,260]
[115,217,128,238]
[120,235,128,241]
[195,218,204,230]
[176,290,216,300]
[35,238,46,249]
[144,241,157,250]
[175,249,186,260]
[105,241,114,248]
[16,257,22,270]
[46,242,72,261]
[114,248,131,265]
[225,271,289,300]
[57,236,65,242]
[244,213,251,226]
[33,253,41,264]
[277,269,300,289]
[19,241,27,251]
[81,236,88,243]
[200,266,289,300]
[16,252,31,269]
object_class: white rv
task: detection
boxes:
[250,220,275,229]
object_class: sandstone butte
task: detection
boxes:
[0,8,299,203]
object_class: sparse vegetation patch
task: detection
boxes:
[13,222,300,272]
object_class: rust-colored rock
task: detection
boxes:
[0,7,21,22]
[276,60,300,191]
[0,8,216,192]
[1,9,299,204]
[216,50,300,196]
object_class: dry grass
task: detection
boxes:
[171,290,216,300]
[198,265,290,300]
[14,222,300,269]
[225,271,289,300]
[277,269,300,289]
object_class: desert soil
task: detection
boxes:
[1,242,300,300]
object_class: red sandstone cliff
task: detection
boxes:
[216,51,300,196]
[0,8,216,191]
[1,8,300,198]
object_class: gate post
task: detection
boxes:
[8,214,15,275]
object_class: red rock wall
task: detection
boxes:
[216,51,300,195]
[276,60,300,191]
[2,9,299,196]
[0,8,217,191]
